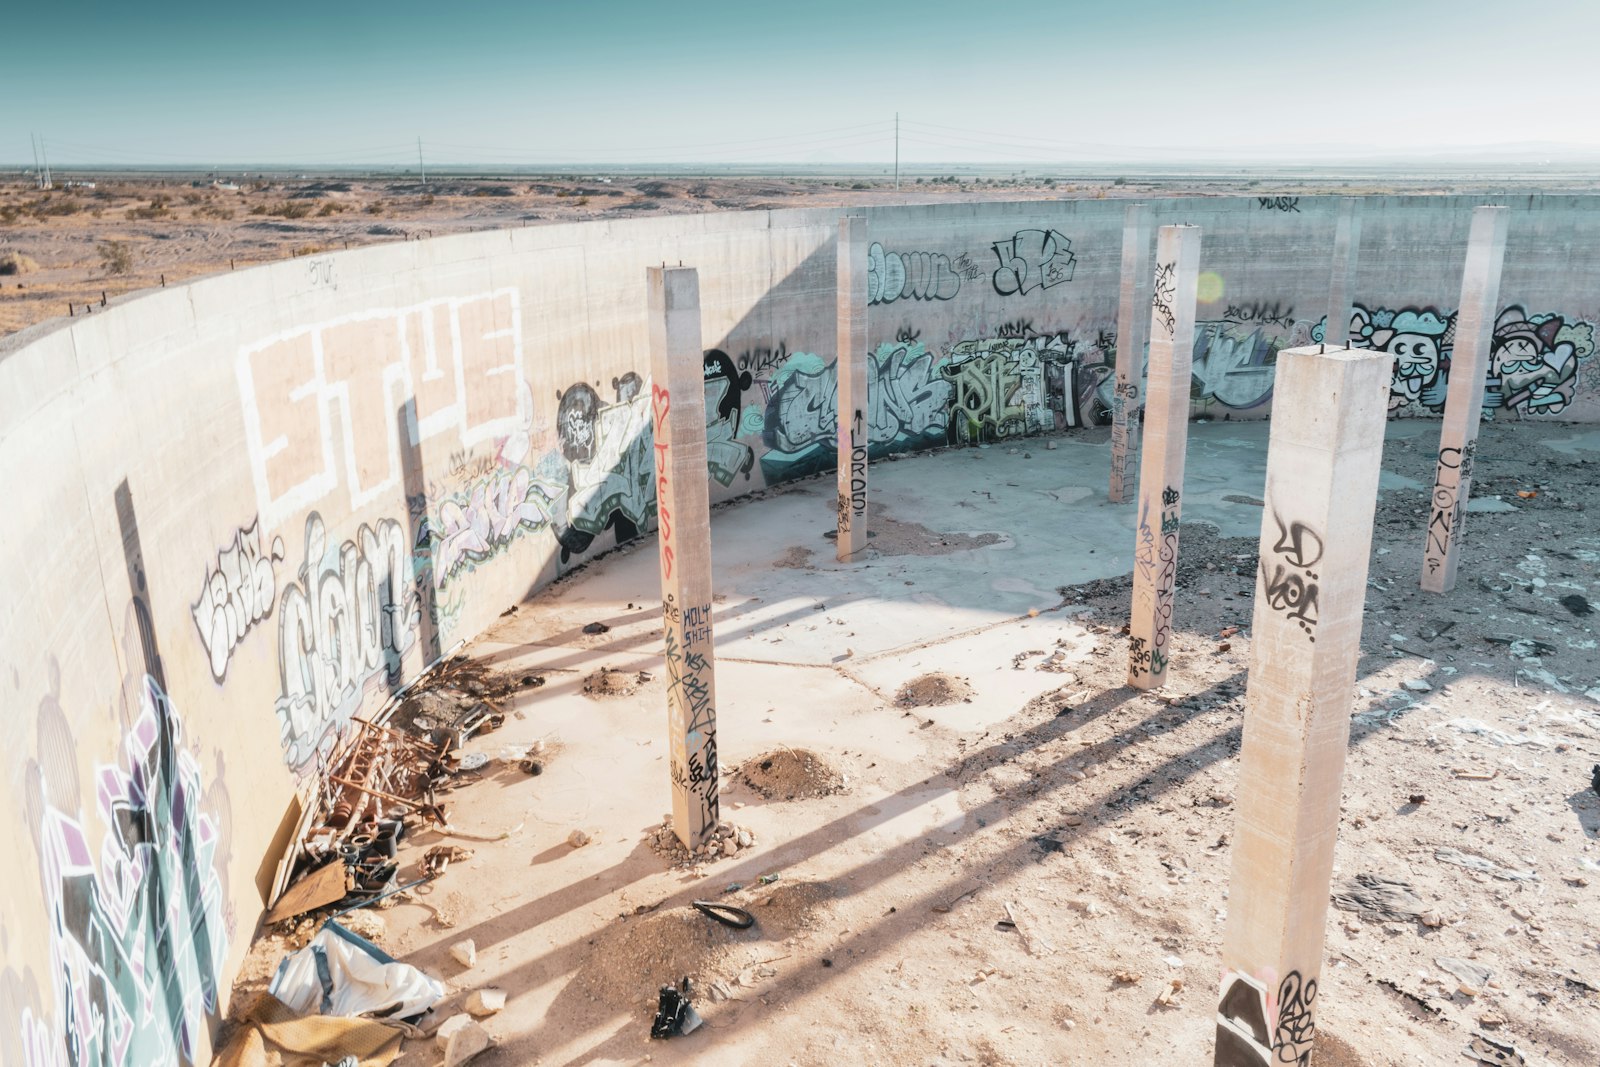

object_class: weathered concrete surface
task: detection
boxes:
[4,193,1599,1064]
[407,416,1584,1066]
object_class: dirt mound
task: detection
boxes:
[568,907,757,1011]
[740,748,844,799]
[583,667,648,698]
[895,672,974,708]
[568,881,836,1012]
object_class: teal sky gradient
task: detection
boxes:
[7,0,1600,166]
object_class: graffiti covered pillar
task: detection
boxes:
[1127,224,1201,690]
[1215,346,1391,1067]
[1421,205,1509,593]
[1325,197,1363,350]
[1109,202,1151,503]
[647,265,721,849]
[837,215,869,560]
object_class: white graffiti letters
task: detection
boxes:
[238,289,526,531]
[191,520,284,680]
[275,513,418,771]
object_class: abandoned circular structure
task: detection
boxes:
[2,195,1597,1066]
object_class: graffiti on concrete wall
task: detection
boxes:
[943,331,1089,443]
[1190,320,1304,411]
[428,463,559,586]
[237,288,528,532]
[870,340,955,451]
[552,373,656,561]
[191,520,284,681]
[702,350,757,486]
[276,512,420,771]
[992,229,1076,296]
[1256,196,1301,213]
[867,242,978,305]
[23,676,228,1067]
[1315,303,1595,416]
[759,341,954,481]
[1486,306,1595,416]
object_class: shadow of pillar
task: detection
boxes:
[397,399,441,674]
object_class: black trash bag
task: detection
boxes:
[649,977,703,1039]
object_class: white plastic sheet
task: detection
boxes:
[271,921,444,1019]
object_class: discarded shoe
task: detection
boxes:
[649,977,703,1039]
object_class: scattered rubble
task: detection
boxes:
[647,818,759,868]
[464,988,506,1017]
[583,666,651,698]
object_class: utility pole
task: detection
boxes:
[894,113,900,191]
[39,135,53,190]
[31,133,41,188]
[417,136,427,186]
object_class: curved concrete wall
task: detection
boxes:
[3,194,1598,1063]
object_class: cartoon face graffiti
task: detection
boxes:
[1389,332,1441,381]
[1486,307,1587,415]
[1345,307,1453,411]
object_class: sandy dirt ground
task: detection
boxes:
[7,170,1596,340]
[224,418,1600,1067]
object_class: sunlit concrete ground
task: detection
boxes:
[348,419,1599,1067]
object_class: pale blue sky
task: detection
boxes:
[7,0,1599,166]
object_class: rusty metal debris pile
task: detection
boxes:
[265,656,544,923]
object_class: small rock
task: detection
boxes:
[582,621,610,634]
[450,939,478,968]
[442,1017,494,1067]
[568,829,592,848]
[723,838,738,857]
[1402,679,1433,693]
[736,829,753,849]
[1046,441,1058,451]
[1420,910,1444,928]
[465,988,506,1017]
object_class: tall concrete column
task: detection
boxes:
[1109,203,1152,503]
[1215,346,1391,1067]
[1422,205,1509,593]
[837,215,869,560]
[1127,224,1201,690]
[647,265,721,849]
[1324,197,1363,349]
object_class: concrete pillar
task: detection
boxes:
[1215,346,1391,1067]
[1109,203,1152,503]
[1422,205,1509,593]
[1127,224,1201,690]
[837,215,869,560]
[647,265,721,849]
[1325,197,1363,349]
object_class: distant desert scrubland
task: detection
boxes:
[2,168,1592,339]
